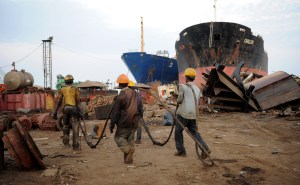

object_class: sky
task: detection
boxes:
[0,0,299,88]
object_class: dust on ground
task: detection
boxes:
[1,111,300,185]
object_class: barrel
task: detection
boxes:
[4,70,34,90]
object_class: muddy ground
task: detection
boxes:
[1,111,300,185]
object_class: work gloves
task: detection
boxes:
[109,124,115,134]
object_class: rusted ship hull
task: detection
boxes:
[175,22,268,88]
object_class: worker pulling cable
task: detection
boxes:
[133,68,214,166]
[69,72,214,166]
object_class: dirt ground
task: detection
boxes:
[1,111,300,185]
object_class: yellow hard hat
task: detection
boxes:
[116,74,129,84]
[64,74,74,81]
[128,80,135,87]
[184,68,196,77]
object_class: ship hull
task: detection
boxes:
[175,22,268,87]
[121,52,178,84]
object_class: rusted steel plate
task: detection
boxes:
[2,122,45,169]
[245,71,300,110]
[244,71,290,91]
[4,125,35,169]
[203,67,259,111]
[16,122,45,168]
[211,96,244,103]
[217,71,259,110]
[18,116,32,131]
[2,135,22,167]
[213,87,232,95]
[208,104,242,111]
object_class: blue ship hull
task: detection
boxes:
[121,52,178,84]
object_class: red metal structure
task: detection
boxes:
[1,68,47,112]
[1,121,45,170]
[0,84,6,93]
[0,92,47,112]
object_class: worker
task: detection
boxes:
[52,74,82,151]
[174,68,211,158]
[128,80,143,144]
[110,75,141,164]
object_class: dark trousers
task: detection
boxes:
[63,106,80,149]
[114,126,137,153]
[136,126,142,141]
[175,115,209,153]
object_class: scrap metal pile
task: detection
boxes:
[0,113,60,131]
[0,116,45,170]
[202,63,300,112]
[87,95,116,117]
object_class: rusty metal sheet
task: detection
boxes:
[245,71,300,110]
[203,67,259,111]
[3,125,35,169]
[244,71,290,91]
[16,122,45,168]
[211,96,244,103]
[208,104,242,111]
[213,87,232,95]
[217,70,259,111]
[2,122,45,169]
[2,135,22,166]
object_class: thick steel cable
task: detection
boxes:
[139,115,175,146]
[78,102,115,149]
[137,87,214,166]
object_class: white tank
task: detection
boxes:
[4,69,34,90]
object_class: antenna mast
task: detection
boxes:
[214,0,217,22]
[209,0,217,48]
[42,36,53,89]
[140,17,145,52]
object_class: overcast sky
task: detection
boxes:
[0,0,299,88]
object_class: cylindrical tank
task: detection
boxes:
[4,69,34,90]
